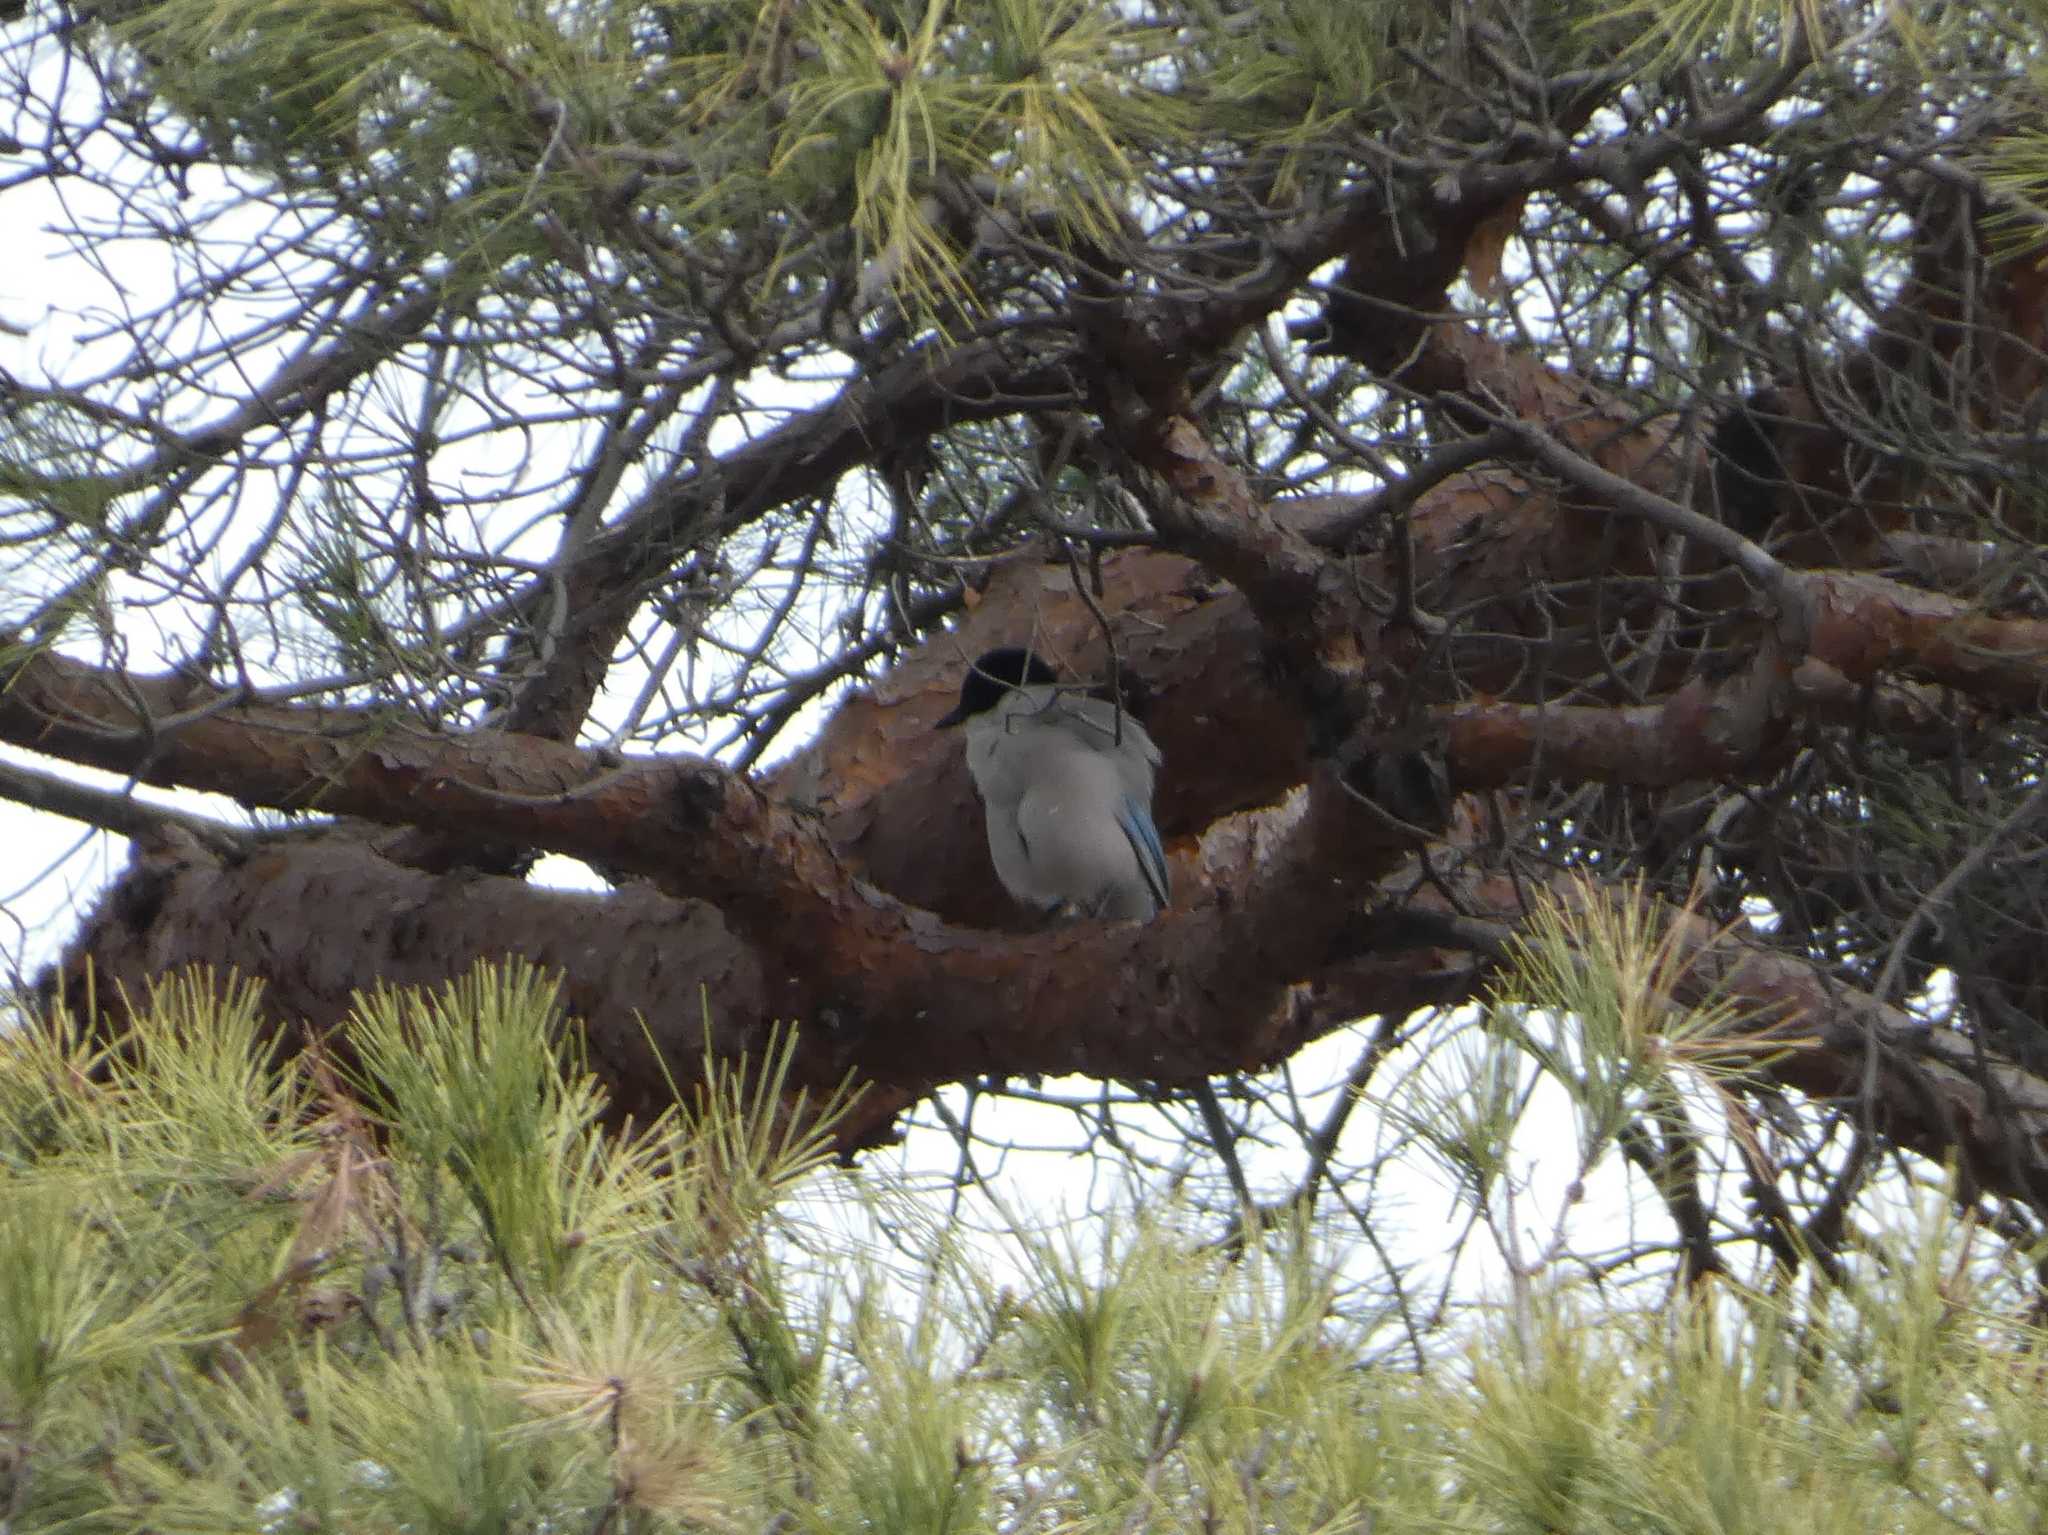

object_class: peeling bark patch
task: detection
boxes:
[1809,572,2048,710]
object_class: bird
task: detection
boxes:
[935,647,1171,923]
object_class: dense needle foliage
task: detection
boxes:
[2,955,2045,1532]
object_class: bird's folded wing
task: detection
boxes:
[1115,795,1172,912]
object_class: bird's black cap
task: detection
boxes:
[934,646,1060,728]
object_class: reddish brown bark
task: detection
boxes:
[16,157,2048,1200]
[19,432,2048,1167]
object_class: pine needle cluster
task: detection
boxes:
[0,953,2042,1533]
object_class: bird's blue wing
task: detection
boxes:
[1115,794,1172,914]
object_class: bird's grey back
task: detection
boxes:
[964,685,1160,806]
[960,683,1167,920]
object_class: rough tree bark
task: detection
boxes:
[12,59,2048,1223]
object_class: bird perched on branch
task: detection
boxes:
[936,647,1170,923]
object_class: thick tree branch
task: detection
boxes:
[1663,907,2048,1214]
[38,777,1434,1150]
[20,656,1444,1154]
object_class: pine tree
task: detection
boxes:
[6,0,2048,1372]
